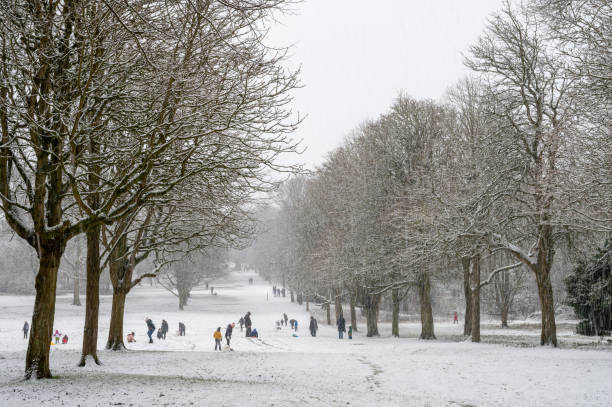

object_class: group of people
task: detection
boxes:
[22,322,70,345]
[144,317,186,344]
[213,322,236,351]
[213,311,260,351]
[271,286,285,297]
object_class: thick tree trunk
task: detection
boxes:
[501,306,509,328]
[25,243,63,379]
[73,273,81,306]
[334,291,343,320]
[350,294,358,332]
[326,302,331,325]
[106,290,127,350]
[535,267,557,346]
[364,293,381,337]
[79,226,102,366]
[391,288,400,337]
[418,272,436,340]
[290,290,295,302]
[297,292,303,305]
[462,257,472,336]
[470,255,481,343]
[178,290,189,310]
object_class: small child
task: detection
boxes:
[157,328,163,340]
[53,330,61,344]
[127,332,136,343]
[348,325,353,340]
[214,327,222,351]
[62,334,68,344]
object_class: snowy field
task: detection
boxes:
[1,272,611,407]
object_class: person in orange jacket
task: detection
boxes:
[213,327,222,351]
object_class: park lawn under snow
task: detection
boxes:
[0,272,611,406]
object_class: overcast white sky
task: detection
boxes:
[269,0,504,170]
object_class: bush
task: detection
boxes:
[565,241,612,336]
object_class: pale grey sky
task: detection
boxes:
[269,0,504,169]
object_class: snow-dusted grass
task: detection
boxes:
[1,271,611,406]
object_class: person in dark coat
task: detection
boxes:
[289,319,296,330]
[309,316,318,337]
[283,313,288,326]
[238,316,245,331]
[145,317,155,343]
[225,323,234,346]
[178,322,186,336]
[23,321,29,339]
[161,319,169,340]
[244,312,252,337]
[336,313,346,339]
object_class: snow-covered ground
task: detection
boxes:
[1,271,611,406]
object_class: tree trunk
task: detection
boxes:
[73,273,81,306]
[391,288,400,337]
[364,292,381,337]
[79,226,102,366]
[462,257,472,336]
[106,290,127,350]
[350,293,358,332]
[501,306,509,328]
[290,290,295,302]
[418,272,436,340]
[297,292,303,305]
[471,254,481,343]
[326,302,331,325]
[25,243,63,379]
[334,291,343,320]
[535,266,557,346]
[306,300,309,312]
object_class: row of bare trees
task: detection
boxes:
[247,1,610,346]
[0,0,300,379]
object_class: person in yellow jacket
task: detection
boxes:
[213,327,222,351]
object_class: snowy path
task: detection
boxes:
[1,271,611,406]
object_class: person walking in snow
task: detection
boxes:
[337,313,346,339]
[309,316,318,337]
[53,329,61,344]
[283,313,288,326]
[178,322,186,336]
[238,316,245,332]
[453,311,458,324]
[225,323,234,347]
[214,327,222,351]
[348,325,353,339]
[244,312,252,337]
[161,319,169,339]
[145,317,155,343]
[23,321,29,339]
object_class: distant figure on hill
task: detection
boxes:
[161,319,169,340]
[348,326,353,340]
[178,322,186,336]
[249,277,253,285]
[281,288,286,297]
[62,334,68,344]
[244,312,252,337]
[23,321,29,339]
[145,317,155,343]
[337,313,346,339]
[127,332,136,343]
[283,313,288,326]
[214,327,222,351]
[238,317,245,332]
[453,311,458,324]
[210,286,214,295]
[309,316,318,337]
